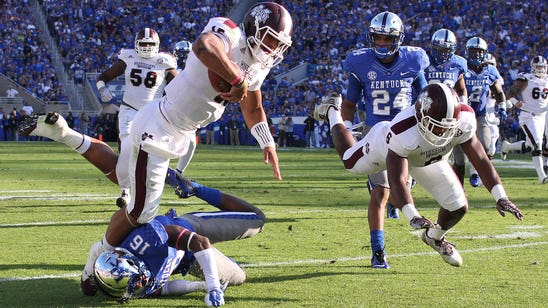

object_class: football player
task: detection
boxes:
[23,2,292,302]
[425,28,469,185]
[340,11,429,268]
[315,83,523,267]
[95,28,178,208]
[18,112,266,302]
[463,37,507,187]
[501,55,548,184]
[469,53,504,187]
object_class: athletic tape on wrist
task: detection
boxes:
[186,232,196,251]
[96,80,106,89]
[490,184,507,202]
[251,122,275,149]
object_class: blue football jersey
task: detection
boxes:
[425,54,467,88]
[343,46,430,126]
[464,64,502,116]
[119,213,196,297]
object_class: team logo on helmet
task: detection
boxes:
[249,4,272,23]
[417,91,433,113]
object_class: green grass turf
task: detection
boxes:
[0,142,546,307]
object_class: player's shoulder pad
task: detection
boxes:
[343,47,373,70]
[202,17,241,49]
[118,48,137,61]
[155,52,178,68]
[452,54,468,70]
[400,46,429,70]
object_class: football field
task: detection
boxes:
[0,142,546,307]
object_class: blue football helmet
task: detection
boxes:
[173,40,192,69]
[367,11,405,60]
[93,248,152,301]
[465,37,487,67]
[430,29,457,65]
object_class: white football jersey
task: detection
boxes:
[118,49,177,109]
[386,104,476,168]
[162,17,271,131]
[516,73,548,114]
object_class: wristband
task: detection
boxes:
[490,184,507,202]
[344,120,353,130]
[507,97,518,107]
[250,122,275,149]
[234,78,247,89]
[186,232,196,251]
[96,80,106,89]
[229,72,243,86]
[175,228,188,250]
[459,96,468,105]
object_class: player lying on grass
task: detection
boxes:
[18,112,266,306]
[314,83,523,267]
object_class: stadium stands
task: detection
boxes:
[1,0,546,144]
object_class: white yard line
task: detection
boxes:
[1,241,546,282]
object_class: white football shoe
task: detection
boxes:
[501,140,510,160]
[18,112,68,142]
[313,92,342,122]
[421,230,463,267]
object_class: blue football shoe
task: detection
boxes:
[371,250,390,269]
[165,168,197,198]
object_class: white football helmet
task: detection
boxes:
[531,55,547,78]
[367,11,405,60]
[415,83,461,147]
[242,2,293,69]
[430,29,457,65]
[135,28,160,58]
[465,37,488,67]
[93,248,152,301]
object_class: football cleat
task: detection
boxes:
[501,140,510,160]
[540,177,548,185]
[18,112,67,141]
[205,289,225,307]
[313,92,342,122]
[371,250,390,269]
[116,190,130,208]
[386,202,400,219]
[469,174,480,187]
[421,230,462,267]
[409,216,435,229]
[81,276,97,296]
[165,168,197,198]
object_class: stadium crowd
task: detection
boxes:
[1,0,546,145]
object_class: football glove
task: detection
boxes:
[496,198,523,221]
[98,85,114,102]
[205,289,225,307]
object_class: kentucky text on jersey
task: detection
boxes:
[465,77,489,86]
[427,71,457,80]
[370,79,411,89]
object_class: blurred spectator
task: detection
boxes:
[21,102,33,115]
[6,86,19,98]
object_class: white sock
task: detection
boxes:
[102,235,115,251]
[82,241,104,279]
[532,156,547,182]
[194,248,221,292]
[60,130,91,154]
[402,204,421,221]
[161,280,206,295]
[328,108,343,130]
[427,227,448,240]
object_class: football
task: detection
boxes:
[208,69,231,93]
[207,62,240,93]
